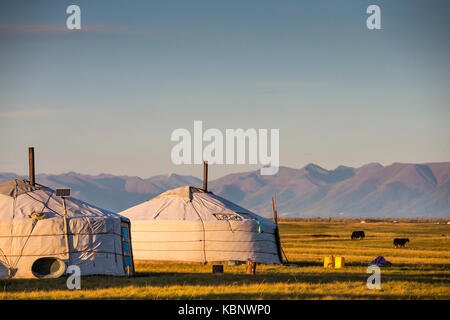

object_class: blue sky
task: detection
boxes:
[1,0,449,179]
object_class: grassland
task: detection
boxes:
[1,221,449,299]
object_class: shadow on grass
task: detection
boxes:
[148,291,440,300]
[1,266,448,294]
[282,261,321,267]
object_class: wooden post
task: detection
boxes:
[246,261,256,274]
[272,193,285,264]
[272,194,278,225]
[62,197,70,261]
[28,147,35,186]
[203,161,208,191]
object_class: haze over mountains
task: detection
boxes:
[1,162,449,218]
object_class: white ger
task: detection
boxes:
[120,185,283,265]
[0,179,135,279]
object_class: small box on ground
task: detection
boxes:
[212,265,224,273]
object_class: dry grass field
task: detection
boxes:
[1,220,449,300]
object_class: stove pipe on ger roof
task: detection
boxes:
[28,147,35,186]
[203,161,208,192]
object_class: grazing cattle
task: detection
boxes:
[351,231,365,240]
[394,238,409,248]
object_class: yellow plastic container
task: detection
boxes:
[324,256,345,268]
[324,256,334,268]
[334,256,345,268]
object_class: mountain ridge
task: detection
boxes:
[1,162,449,217]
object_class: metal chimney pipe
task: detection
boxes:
[28,147,35,186]
[203,161,208,192]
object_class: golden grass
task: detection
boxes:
[1,221,449,300]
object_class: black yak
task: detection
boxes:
[351,231,365,240]
[394,238,409,248]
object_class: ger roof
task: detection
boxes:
[0,179,125,221]
[120,185,271,222]
[0,179,38,197]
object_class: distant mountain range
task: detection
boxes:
[1,162,449,217]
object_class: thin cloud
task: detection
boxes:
[0,24,127,35]
[260,82,328,88]
[0,109,63,119]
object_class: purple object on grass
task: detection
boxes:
[369,256,392,266]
